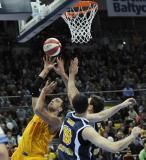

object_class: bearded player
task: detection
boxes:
[12,56,63,160]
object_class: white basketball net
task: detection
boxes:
[62,2,98,44]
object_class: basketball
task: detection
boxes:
[43,38,61,57]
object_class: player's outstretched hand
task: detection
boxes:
[42,81,57,95]
[53,57,66,76]
[43,55,56,72]
[69,57,79,76]
[121,98,137,109]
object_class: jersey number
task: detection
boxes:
[63,125,72,145]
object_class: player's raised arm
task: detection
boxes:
[67,58,80,105]
[32,55,56,110]
[54,57,136,123]
[54,57,79,105]
[34,81,62,131]
[86,98,137,122]
[53,57,69,89]
[82,126,141,153]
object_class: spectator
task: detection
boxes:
[139,141,146,160]
[115,130,124,141]
[6,130,17,147]
[122,84,134,99]
[128,105,138,120]
[129,135,143,155]
[16,127,25,145]
[107,120,116,139]
[16,107,26,125]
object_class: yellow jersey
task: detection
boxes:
[47,152,56,160]
[11,115,56,160]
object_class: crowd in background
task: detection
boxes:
[0,29,146,159]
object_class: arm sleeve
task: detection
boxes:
[32,76,44,97]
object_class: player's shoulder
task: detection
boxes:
[82,126,97,140]
[66,111,75,118]
[31,114,44,123]
[82,125,95,134]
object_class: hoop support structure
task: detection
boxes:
[62,1,98,44]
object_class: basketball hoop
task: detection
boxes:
[62,1,98,44]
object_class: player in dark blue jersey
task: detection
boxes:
[0,126,9,160]
[54,57,135,122]
[58,108,91,160]
[57,58,141,160]
[58,93,141,160]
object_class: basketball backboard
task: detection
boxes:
[17,0,80,43]
[0,0,32,20]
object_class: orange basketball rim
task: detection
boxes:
[63,1,98,18]
[62,1,98,43]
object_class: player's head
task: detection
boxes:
[48,98,63,115]
[88,95,104,113]
[72,93,88,114]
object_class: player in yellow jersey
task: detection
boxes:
[11,56,63,160]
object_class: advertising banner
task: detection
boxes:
[106,0,146,17]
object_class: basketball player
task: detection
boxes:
[57,59,141,160]
[0,126,9,160]
[53,57,136,122]
[54,58,104,159]
[11,56,63,160]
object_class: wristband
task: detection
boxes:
[32,76,44,97]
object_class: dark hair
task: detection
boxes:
[90,95,104,113]
[72,94,88,114]
[57,101,66,117]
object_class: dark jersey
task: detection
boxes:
[58,111,92,160]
